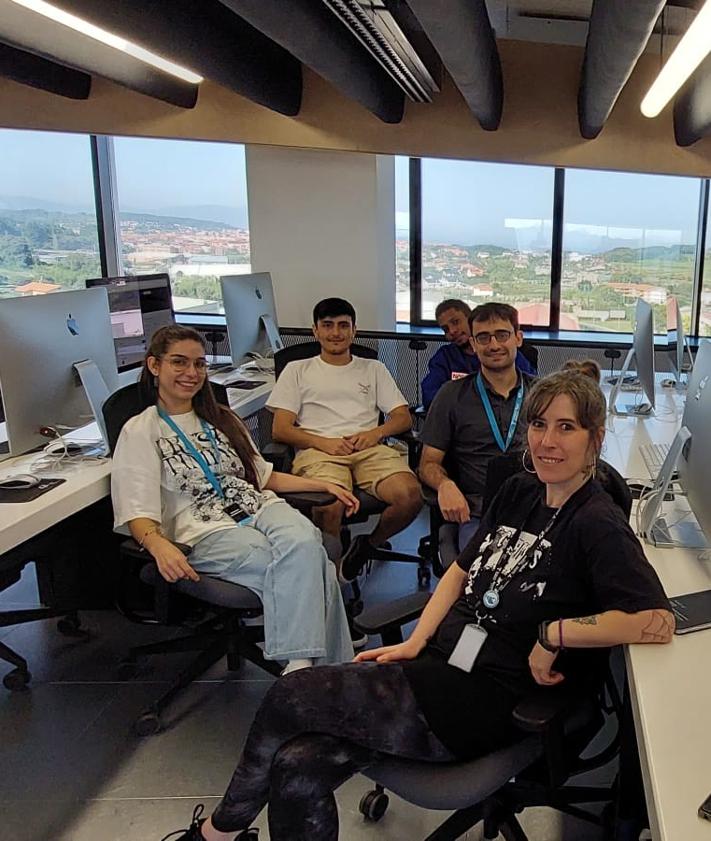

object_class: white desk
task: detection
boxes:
[601,383,711,841]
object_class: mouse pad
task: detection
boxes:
[0,477,66,503]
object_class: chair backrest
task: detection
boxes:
[274,341,377,379]
[519,339,539,372]
[482,451,632,519]
[102,381,154,455]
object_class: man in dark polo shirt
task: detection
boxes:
[418,302,536,550]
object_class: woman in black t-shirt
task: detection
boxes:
[164,369,674,841]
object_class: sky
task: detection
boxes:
[0,128,703,251]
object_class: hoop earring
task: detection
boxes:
[522,448,536,474]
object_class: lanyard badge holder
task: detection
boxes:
[157,408,252,524]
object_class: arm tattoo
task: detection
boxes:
[571,615,599,625]
[638,610,675,643]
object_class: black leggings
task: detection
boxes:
[210,662,455,840]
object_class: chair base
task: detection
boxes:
[122,611,281,735]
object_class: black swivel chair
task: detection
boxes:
[268,340,432,589]
[354,456,632,839]
[103,380,332,736]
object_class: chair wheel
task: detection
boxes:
[57,614,88,638]
[417,568,431,589]
[133,712,162,736]
[359,789,389,822]
[117,659,138,680]
[418,536,431,558]
[3,668,31,691]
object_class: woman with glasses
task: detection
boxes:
[163,366,673,841]
[111,325,358,674]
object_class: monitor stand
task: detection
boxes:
[608,348,653,416]
[260,314,284,354]
[73,359,112,454]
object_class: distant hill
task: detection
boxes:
[602,244,696,262]
[120,211,240,231]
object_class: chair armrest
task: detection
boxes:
[421,485,438,507]
[355,591,431,645]
[512,684,581,733]
[262,441,293,472]
[278,491,335,514]
[120,537,192,560]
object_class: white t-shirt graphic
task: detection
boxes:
[112,406,278,547]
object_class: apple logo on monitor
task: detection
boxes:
[66,313,79,336]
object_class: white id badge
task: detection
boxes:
[448,623,488,672]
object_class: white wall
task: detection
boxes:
[246,145,396,331]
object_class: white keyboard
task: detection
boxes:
[639,442,671,479]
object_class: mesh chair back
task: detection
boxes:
[274,341,377,379]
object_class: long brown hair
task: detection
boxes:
[140,325,259,487]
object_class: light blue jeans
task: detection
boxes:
[190,501,354,664]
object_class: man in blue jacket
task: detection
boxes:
[421,299,536,409]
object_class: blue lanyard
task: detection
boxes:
[157,408,224,499]
[475,373,524,452]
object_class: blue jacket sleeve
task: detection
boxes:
[421,347,452,409]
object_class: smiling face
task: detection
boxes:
[312,314,356,357]
[437,307,471,348]
[470,316,522,373]
[147,338,208,411]
[527,393,602,494]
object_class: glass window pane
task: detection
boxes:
[0,129,101,299]
[420,158,555,326]
[395,155,410,321]
[113,137,250,314]
[562,170,700,334]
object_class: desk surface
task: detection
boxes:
[601,383,711,841]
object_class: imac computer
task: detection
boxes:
[608,299,656,416]
[639,339,711,548]
[666,296,693,387]
[0,288,119,460]
[221,272,283,367]
[86,273,174,371]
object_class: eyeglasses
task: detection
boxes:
[473,329,514,345]
[161,354,209,373]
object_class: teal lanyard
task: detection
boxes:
[157,408,224,500]
[475,373,524,453]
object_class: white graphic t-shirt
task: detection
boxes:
[112,406,278,547]
[267,355,407,442]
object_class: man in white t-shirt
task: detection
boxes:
[268,298,422,580]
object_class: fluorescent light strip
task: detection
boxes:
[641,0,711,118]
[9,0,203,85]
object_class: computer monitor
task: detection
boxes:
[86,273,174,371]
[640,340,711,548]
[608,299,656,416]
[666,296,693,386]
[0,288,119,460]
[221,272,283,365]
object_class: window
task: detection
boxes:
[418,158,555,325]
[395,155,410,321]
[699,184,711,337]
[561,170,700,334]
[113,137,250,314]
[0,129,101,300]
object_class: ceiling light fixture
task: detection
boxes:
[641,0,711,118]
[8,0,203,84]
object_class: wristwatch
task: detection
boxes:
[537,620,560,653]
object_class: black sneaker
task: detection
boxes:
[160,805,206,841]
[349,622,369,650]
[340,534,372,581]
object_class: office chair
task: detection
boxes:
[269,340,432,589]
[354,456,631,840]
[103,380,333,736]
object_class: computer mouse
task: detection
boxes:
[0,473,40,490]
[661,379,676,388]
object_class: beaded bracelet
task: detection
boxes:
[138,525,163,548]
